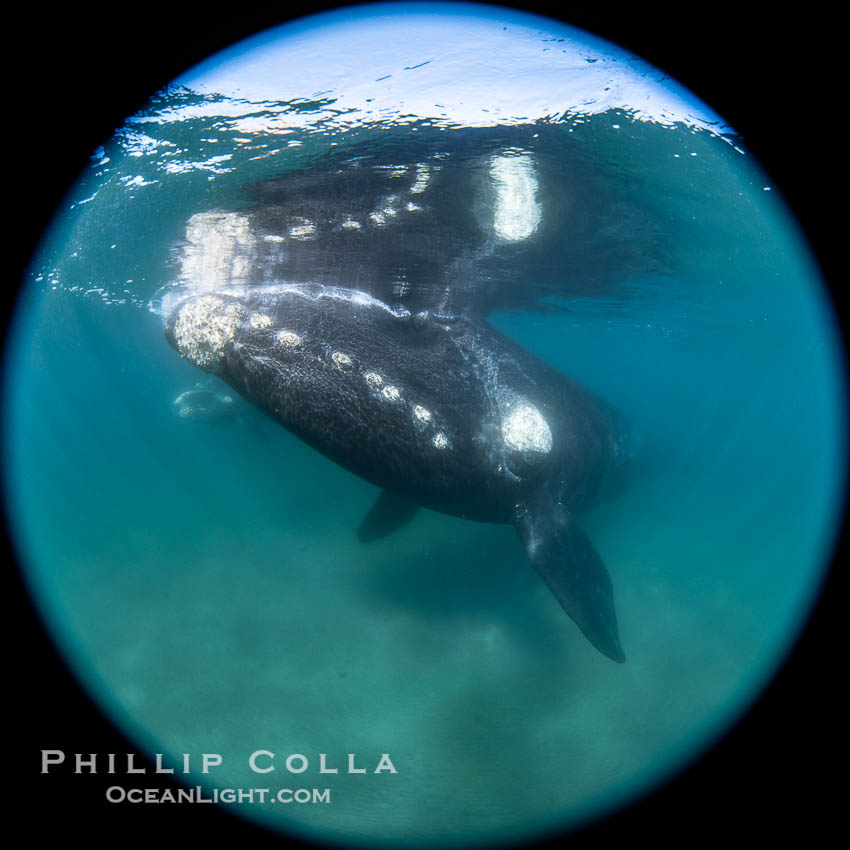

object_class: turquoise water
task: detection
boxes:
[3,6,847,848]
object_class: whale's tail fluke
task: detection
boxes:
[515,498,625,663]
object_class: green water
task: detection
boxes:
[3,9,846,848]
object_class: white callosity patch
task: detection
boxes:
[364,371,383,388]
[332,351,353,371]
[276,330,302,348]
[249,313,273,329]
[489,150,542,242]
[432,432,450,450]
[501,403,552,454]
[173,296,246,373]
[341,218,362,230]
[413,405,432,425]
[179,211,257,291]
[382,385,401,402]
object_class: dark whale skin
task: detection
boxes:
[165,283,628,661]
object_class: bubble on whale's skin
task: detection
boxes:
[501,403,553,454]
[172,296,246,373]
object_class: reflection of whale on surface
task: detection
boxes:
[172,387,236,423]
[165,283,630,662]
[162,128,660,318]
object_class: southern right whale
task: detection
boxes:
[161,133,645,662]
[165,283,629,662]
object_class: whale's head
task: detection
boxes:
[163,284,437,445]
[165,283,403,371]
[164,283,479,496]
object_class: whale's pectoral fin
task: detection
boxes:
[515,499,625,663]
[358,490,420,543]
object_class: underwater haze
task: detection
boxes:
[4,3,847,847]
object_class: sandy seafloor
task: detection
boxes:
[4,6,847,848]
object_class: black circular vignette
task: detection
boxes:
[7,3,844,847]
